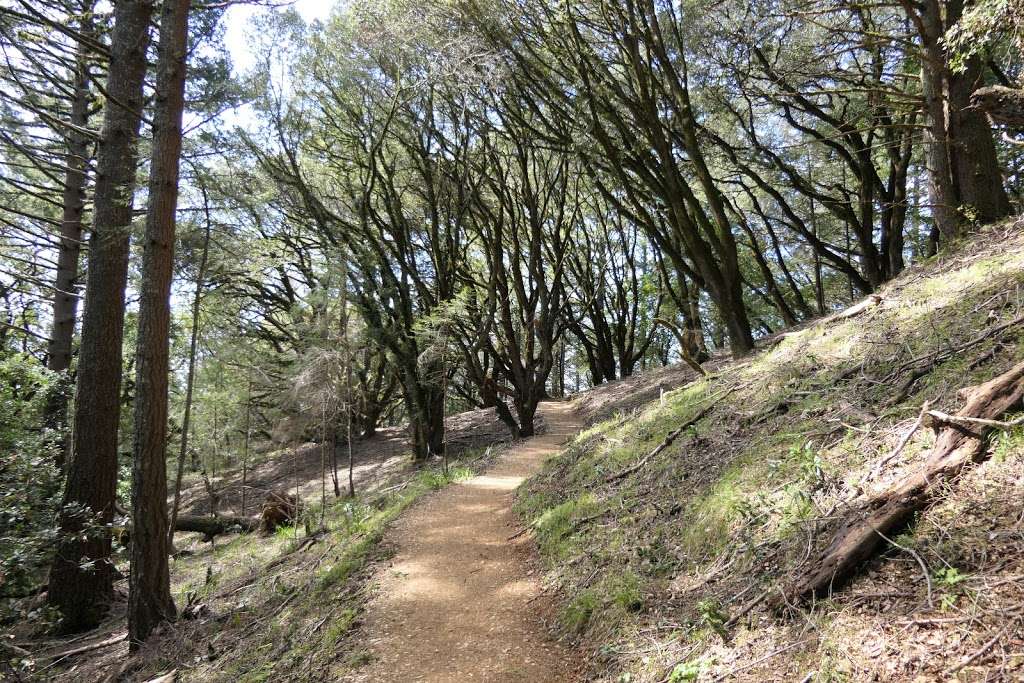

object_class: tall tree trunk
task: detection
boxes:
[914,0,1009,241]
[44,5,95,468]
[168,199,211,545]
[404,373,445,461]
[48,0,154,634]
[514,391,540,438]
[129,0,191,648]
[948,53,1010,224]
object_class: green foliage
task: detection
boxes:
[608,571,644,612]
[947,0,1023,69]
[418,465,473,490]
[696,598,729,642]
[0,354,60,618]
[668,658,708,682]
[562,589,599,633]
[935,566,969,611]
[531,493,597,558]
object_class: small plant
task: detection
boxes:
[563,590,598,633]
[935,566,966,587]
[668,657,708,682]
[935,566,968,611]
[609,572,644,612]
[696,598,729,642]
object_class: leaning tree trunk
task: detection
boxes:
[48,0,154,634]
[44,7,95,468]
[167,204,211,544]
[781,360,1024,605]
[129,0,191,648]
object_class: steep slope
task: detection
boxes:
[519,222,1024,682]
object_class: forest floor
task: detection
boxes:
[15,224,1024,682]
[175,404,520,518]
[12,403,556,681]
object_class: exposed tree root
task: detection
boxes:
[780,361,1024,606]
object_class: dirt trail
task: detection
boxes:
[349,401,581,682]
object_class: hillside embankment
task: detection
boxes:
[519,221,1024,681]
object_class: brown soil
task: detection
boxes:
[346,401,582,682]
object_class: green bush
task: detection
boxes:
[0,354,61,621]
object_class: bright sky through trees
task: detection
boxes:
[223,0,336,73]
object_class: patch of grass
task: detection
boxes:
[417,464,474,490]
[990,423,1024,463]
[345,648,375,667]
[514,232,1024,682]
[323,608,358,647]
[563,589,599,633]
[608,571,644,612]
[531,492,598,558]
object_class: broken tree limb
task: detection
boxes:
[819,294,882,325]
[887,314,1024,382]
[39,632,126,660]
[779,361,1024,606]
[605,387,735,483]
[925,409,1024,431]
[870,401,932,476]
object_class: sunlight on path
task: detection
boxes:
[344,402,581,682]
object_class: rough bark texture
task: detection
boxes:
[44,9,95,466]
[129,0,191,648]
[910,0,1009,240]
[782,361,1024,605]
[48,0,154,634]
[947,52,1011,224]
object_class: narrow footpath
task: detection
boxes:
[349,401,582,682]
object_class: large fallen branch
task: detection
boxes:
[780,360,1024,605]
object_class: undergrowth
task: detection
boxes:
[37,451,485,682]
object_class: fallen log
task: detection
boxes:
[780,360,1024,606]
[175,514,257,540]
[119,515,257,545]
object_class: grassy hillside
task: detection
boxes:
[20,442,493,681]
[519,222,1024,682]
